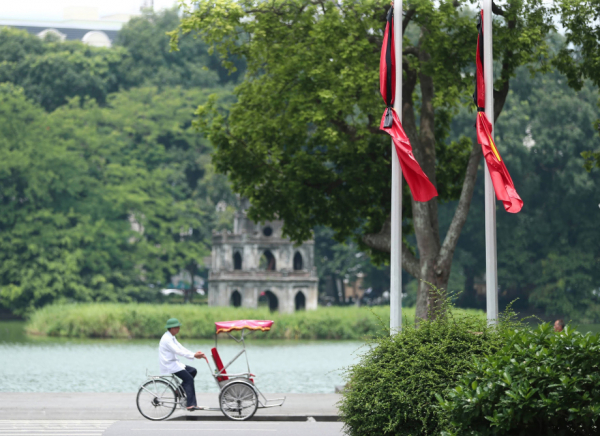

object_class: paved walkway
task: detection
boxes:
[106,420,344,436]
[0,420,114,436]
[0,393,341,421]
[0,420,345,436]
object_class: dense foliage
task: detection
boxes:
[0,9,240,112]
[439,324,600,435]
[339,296,516,436]
[172,0,558,320]
[0,14,388,316]
[444,64,600,322]
[0,85,235,314]
[115,8,244,89]
[0,27,127,111]
[173,0,553,243]
[0,3,598,321]
[554,0,600,170]
[22,303,483,340]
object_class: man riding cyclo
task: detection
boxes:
[159,318,206,411]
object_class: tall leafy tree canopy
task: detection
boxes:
[554,0,600,170]
[0,9,243,112]
[0,28,127,111]
[442,64,600,322]
[0,85,233,314]
[1,2,598,320]
[115,8,244,89]
[171,0,555,319]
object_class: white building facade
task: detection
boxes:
[0,7,133,48]
[208,208,318,313]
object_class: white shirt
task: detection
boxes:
[158,331,195,374]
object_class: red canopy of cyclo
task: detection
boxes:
[215,320,274,334]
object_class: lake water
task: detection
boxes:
[3,321,598,394]
[0,322,367,394]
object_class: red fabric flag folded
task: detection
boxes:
[475,10,523,213]
[379,8,438,203]
[380,110,439,202]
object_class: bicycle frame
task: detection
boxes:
[140,372,186,408]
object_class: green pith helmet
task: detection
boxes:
[165,318,182,329]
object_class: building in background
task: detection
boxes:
[0,6,136,47]
[208,201,318,313]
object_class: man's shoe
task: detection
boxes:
[187,406,203,412]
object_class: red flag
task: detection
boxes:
[379,8,437,203]
[475,10,523,213]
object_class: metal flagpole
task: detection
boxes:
[483,0,498,325]
[390,0,403,334]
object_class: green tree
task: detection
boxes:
[0,14,242,113]
[443,64,600,321]
[554,0,600,170]
[0,85,235,314]
[52,87,237,303]
[115,8,244,89]
[171,0,555,320]
[0,28,128,111]
[0,84,147,314]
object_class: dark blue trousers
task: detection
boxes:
[174,365,197,407]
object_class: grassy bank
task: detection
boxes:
[25,303,484,340]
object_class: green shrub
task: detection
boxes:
[25,302,483,340]
[25,303,456,340]
[339,291,511,436]
[439,324,600,436]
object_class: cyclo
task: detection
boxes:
[136,319,285,421]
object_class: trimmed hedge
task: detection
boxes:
[439,323,600,435]
[339,301,506,436]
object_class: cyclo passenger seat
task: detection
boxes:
[211,347,255,384]
[211,348,229,382]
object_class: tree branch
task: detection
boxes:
[361,217,420,278]
[436,138,482,273]
[493,10,516,121]
[491,2,506,16]
[401,59,418,137]
[401,241,421,279]
[403,46,420,57]
[493,79,510,122]
[403,9,416,34]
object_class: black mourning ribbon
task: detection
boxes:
[473,14,484,113]
[384,7,394,128]
[384,108,394,128]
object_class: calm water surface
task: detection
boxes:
[0,322,368,394]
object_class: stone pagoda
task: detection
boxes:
[208,203,318,313]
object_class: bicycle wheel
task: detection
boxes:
[219,381,258,421]
[136,379,178,421]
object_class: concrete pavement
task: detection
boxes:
[0,421,115,436]
[0,420,345,436]
[105,420,345,436]
[0,393,341,421]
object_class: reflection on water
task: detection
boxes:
[0,322,367,394]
